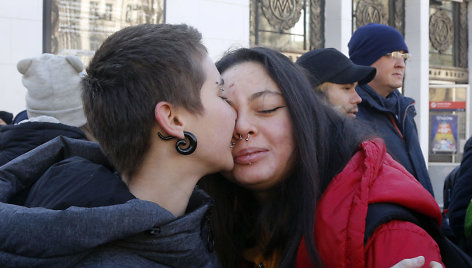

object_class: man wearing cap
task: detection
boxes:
[296,48,376,119]
[348,23,434,195]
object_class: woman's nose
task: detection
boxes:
[233,114,255,142]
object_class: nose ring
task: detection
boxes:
[238,133,250,141]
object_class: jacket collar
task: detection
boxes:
[357,84,414,113]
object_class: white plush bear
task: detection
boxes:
[17,53,86,127]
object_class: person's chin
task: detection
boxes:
[392,79,403,88]
[231,171,261,188]
[232,163,262,179]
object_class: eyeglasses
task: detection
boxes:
[385,51,410,61]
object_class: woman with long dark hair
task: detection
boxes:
[199,47,443,268]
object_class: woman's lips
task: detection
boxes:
[233,148,268,165]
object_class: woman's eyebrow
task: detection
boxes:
[250,89,282,101]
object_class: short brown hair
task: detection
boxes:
[82,24,207,179]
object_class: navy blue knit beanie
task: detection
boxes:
[348,23,408,66]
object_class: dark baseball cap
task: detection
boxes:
[296,48,376,87]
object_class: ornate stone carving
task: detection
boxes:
[310,0,324,49]
[393,0,405,36]
[458,1,468,68]
[260,0,304,31]
[355,0,387,28]
[429,9,454,53]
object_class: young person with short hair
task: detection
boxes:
[0,23,235,267]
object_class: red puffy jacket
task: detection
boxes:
[296,138,443,268]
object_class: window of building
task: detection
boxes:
[429,0,468,69]
[429,85,468,163]
[250,0,325,60]
[89,1,99,20]
[43,0,166,64]
[428,0,469,165]
[105,3,113,21]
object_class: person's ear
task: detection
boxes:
[154,102,185,139]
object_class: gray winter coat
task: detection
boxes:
[0,136,219,267]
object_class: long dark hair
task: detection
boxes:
[199,47,369,267]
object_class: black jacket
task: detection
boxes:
[0,121,87,166]
[449,136,472,254]
[356,84,434,195]
[0,136,219,267]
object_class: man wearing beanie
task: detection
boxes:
[297,48,376,119]
[348,23,434,195]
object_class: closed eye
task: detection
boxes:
[220,96,233,105]
[259,106,286,114]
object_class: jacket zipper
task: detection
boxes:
[402,102,415,134]
[387,102,415,143]
[387,113,405,142]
